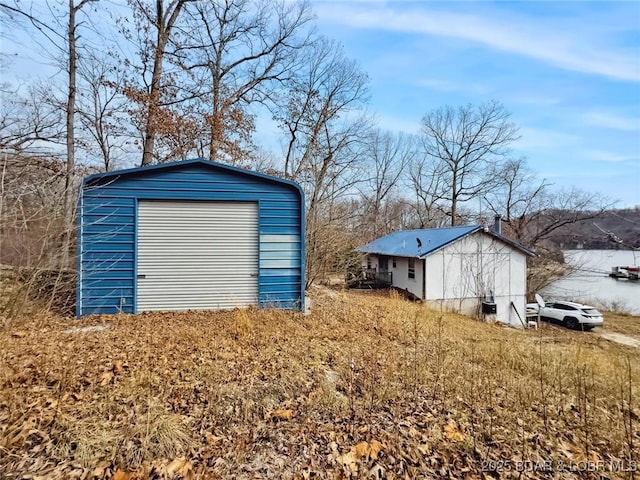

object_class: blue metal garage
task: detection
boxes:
[77,159,305,316]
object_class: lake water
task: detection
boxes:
[543,249,640,315]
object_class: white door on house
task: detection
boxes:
[137,200,259,312]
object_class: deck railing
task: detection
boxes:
[348,268,392,288]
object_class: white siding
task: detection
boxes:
[361,254,424,299]
[137,200,259,311]
[391,257,424,299]
[423,232,528,327]
[362,231,529,327]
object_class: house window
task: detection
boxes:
[408,258,415,279]
[367,257,372,269]
[392,257,396,268]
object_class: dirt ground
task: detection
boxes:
[1,288,639,479]
[534,311,640,349]
[603,313,640,338]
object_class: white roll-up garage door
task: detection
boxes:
[137,200,259,311]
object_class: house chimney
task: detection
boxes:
[494,215,502,235]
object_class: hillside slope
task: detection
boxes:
[1,289,639,479]
[547,208,640,250]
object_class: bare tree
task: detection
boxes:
[77,53,131,171]
[275,36,370,285]
[123,0,188,166]
[483,157,613,248]
[421,101,519,226]
[407,153,449,228]
[519,188,613,297]
[1,0,97,266]
[483,157,548,241]
[1,155,67,266]
[480,156,614,296]
[276,37,369,179]
[177,0,313,164]
[0,85,64,154]
[1,0,95,195]
[65,0,96,208]
[517,188,613,249]
[358,129,414,239]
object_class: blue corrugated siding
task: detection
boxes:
[78,160,304,316]
[79,197,136,315]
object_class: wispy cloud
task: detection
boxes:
[586,150,640,163]
[314,4,640,82]
[414,78,559,107]
[583,112,640,132]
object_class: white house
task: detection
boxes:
[358,221,536,327]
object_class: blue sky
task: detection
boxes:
[310,0,640,207]
[3,1,638,207]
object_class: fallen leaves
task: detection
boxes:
[0,291,638,479]
[353,439,386,461]
[113,360,125,375]
[336,440,387,476]
[443,422,466,442]
[1,417,37,449]
[165,457,193,478]
[99,371,114,386]
[99,360,127,386]
[101,458,194,480]
[269,409,293,421]
[336,450,358,475]
[91,461,111,478]
[111,469,134,480]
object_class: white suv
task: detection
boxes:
[534,301,604,330]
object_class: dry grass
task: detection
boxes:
[0,287,638,479]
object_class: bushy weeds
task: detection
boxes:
[594,297,635,317]
[0,288,638,478]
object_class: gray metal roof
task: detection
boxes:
[358,225,536,258]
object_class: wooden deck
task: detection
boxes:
[347,269,393,289]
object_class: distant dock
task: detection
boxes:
[609,266,639,281]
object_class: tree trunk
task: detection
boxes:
[62,0,79,268]
[450,170,458,226]
[141,46,164,166]
[65,0,76,212]
[140,0,187,166]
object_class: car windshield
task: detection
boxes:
[582,308,600,315]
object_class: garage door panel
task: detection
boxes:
[137,201,258,311]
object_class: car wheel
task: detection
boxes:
[564,317,580,330]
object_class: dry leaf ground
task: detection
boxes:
[1,287,639,479]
